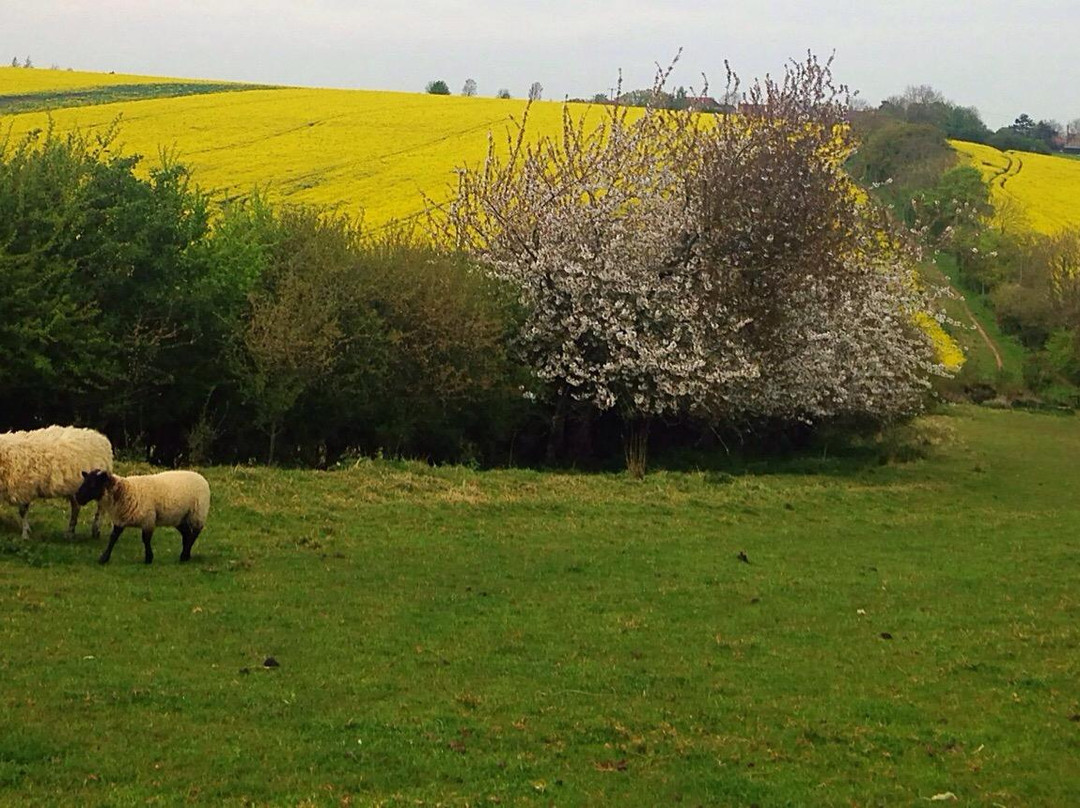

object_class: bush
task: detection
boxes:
[0,127,533,467]
[987,129,1050,154]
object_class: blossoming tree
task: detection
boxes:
[435,54,947,475]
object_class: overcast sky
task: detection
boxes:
[3,1,1077,129]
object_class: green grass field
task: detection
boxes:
[0,82,277,115]
[925,255,1028,395]
[1,406,1078,806]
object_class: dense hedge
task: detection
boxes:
[0,125,534,466]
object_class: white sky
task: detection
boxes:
[3,0,1077,129]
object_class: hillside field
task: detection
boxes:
[0,67,596,230]
[1,405,1078,805]
[951,139,1080,234]
[7,70,1080,237]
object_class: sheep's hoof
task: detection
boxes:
[98,555,110,565]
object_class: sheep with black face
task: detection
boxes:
[76,469,210,564]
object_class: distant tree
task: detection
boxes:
[880,85,991,143]
[1068,118,1080,139]
[22,56,32,68]
[1011,113,1036,137]
[527,81,543,101]
[616,88,667,107]
[10,57,17,68]
[1033,119,1063,150]
[988,126,1050,154]
[590,92,609,104]
[425,79,450,95]
[461,78,477,97]
[941,105,991,142]
[496,88,511,99]
[886,85,947,109]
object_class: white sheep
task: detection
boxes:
[0,425,114,540]
[75,468,211,564]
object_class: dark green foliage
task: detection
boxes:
[848,122,955,216]
[0,126,530,466]
[425,80,451,95]
[909,165,992,236]
[0,123,217,433]
[987,127,1050,154]
[878,86,991,143]
[940,104,992,142]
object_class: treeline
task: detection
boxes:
[849,95,1080,406]
[3,59,946,472]
[872,85,1073,155]
[0,124,530,466]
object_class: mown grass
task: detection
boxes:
[1,406,1078,806]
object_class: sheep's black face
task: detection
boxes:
[75,469,110,505]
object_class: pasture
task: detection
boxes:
[1,405,1077,805]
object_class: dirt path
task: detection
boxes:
[958,295,1004,371]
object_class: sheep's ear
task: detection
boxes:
[82,470,89,479]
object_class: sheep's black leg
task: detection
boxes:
[179,522,200,562]
[90,503,103,541]
[142,528,154,565]
[18,503,30,540]
[67,498,80,540]
[99,525,124,564]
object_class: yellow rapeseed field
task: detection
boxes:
[951,139,1080,234]
[2,68,961,365]
[1,67,597,228]
[0,66,208,93]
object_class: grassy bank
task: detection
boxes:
[1,406,1078,805]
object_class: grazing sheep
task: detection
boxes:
[75,468,210,564]
[0,425,114,540]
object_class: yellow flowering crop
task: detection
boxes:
[951,139,1080,234]
[0,66,208,93]
[2,69,600,229]
[913,312,965,372]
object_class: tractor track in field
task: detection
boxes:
[997,152,1023,190]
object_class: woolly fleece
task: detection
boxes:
[0,426,113,538]
[102,470,211,532]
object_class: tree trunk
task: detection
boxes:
[623,415,651,479]
[546,389,569,466]
[267,420,279,466]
